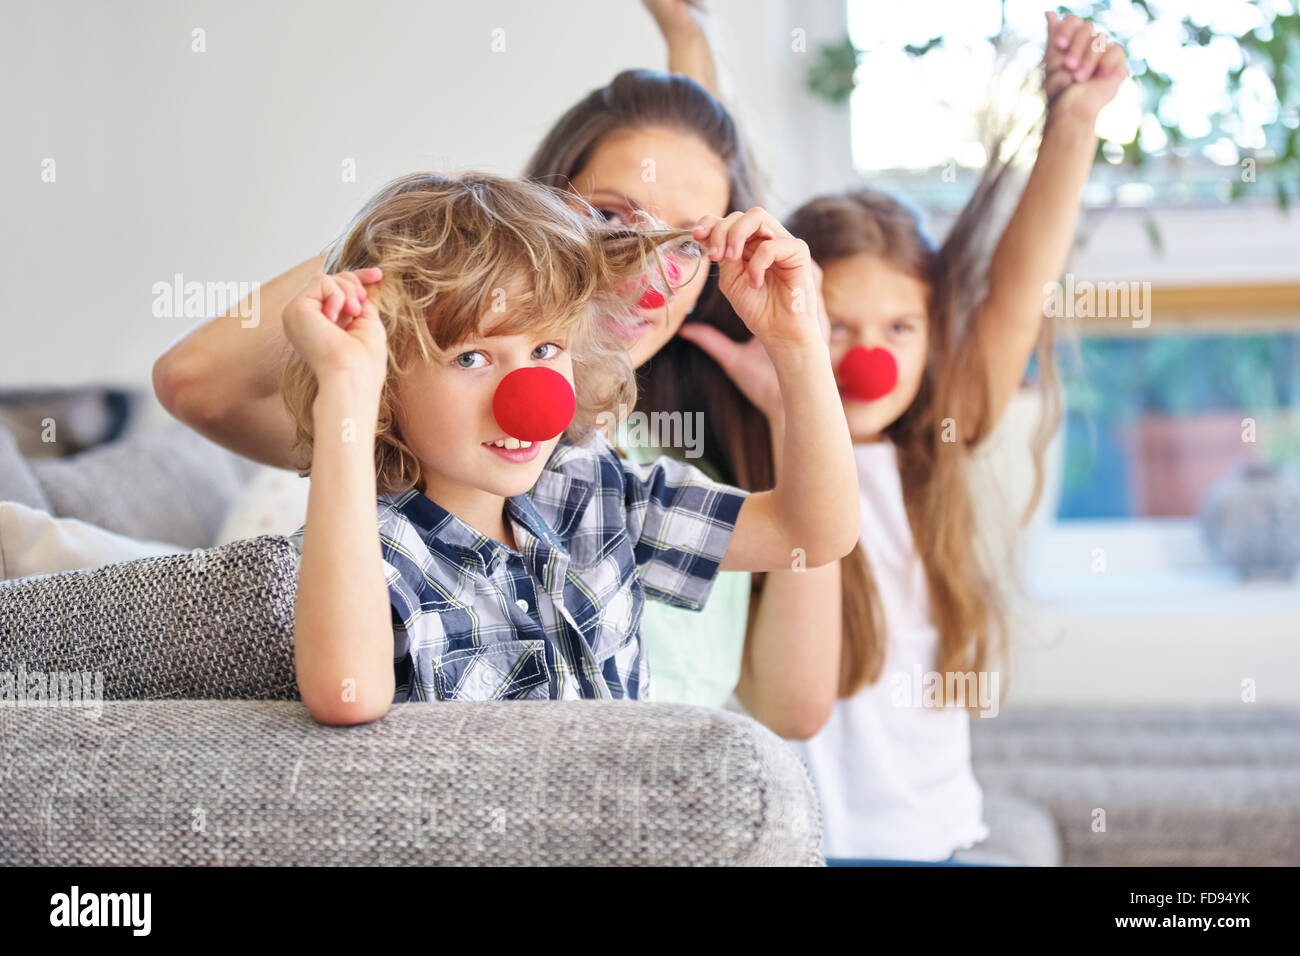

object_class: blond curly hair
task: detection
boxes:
[281,171,700,495]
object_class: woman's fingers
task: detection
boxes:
[1043,66,1075,105]
[722,207,782,259]
[1075,30,1108,82]
[694,208,787,262]
[742,236,811,289]
[1099,42,1129,81]
[1065,17,1093,72]
[697,210,744,259]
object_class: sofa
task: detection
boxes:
[1,407,1296,866]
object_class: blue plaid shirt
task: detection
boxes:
[289,430,748,702]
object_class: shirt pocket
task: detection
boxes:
[430,640,551,701]
[571,530,644,665]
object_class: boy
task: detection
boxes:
[282,172,859,724]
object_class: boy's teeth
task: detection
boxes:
[489,438,533,449]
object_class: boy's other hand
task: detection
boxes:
[283,267,387,394]
[1043,11,1129,123]
[691,207,823,353]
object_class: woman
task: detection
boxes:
[153,7,847,740]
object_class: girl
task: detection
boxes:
[768,12,1129,862]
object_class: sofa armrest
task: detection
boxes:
[0,699,824,866]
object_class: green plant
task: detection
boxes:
[810,0,1300,213]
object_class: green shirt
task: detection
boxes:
[617,425,752,708]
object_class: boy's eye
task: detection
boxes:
[889,320,915,335]
[533,342,563,360]
[829,322,851,337]
[454,350,488,369]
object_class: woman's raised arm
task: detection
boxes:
[152,253,327,469]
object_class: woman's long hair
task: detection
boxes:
[786,145,1061,707]
[523,69,877,622]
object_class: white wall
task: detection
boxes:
[5,0,854,390]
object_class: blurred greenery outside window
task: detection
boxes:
[819,0,1300,520]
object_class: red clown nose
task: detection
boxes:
[492,366,576,442]
[635,255,682,311]
[838,346,898,401]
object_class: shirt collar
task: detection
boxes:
[383,466,594,575]
[384,488,506,574]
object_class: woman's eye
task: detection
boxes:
[598,208,624,223]
[454,350,487,369]
[533,342,562,360]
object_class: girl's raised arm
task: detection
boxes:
[152,253,328,469]
[969,12,1128,433]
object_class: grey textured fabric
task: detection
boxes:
[0,699,825,866]
[0,424,50,511]
[30,418,262,549]
[0,534,298,700]
[950,791,1062,866]
[972,707,1300,866]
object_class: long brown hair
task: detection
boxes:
[786,149,1060,708]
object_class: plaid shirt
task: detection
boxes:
[289,430,748,702]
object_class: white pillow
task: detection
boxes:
[214,465,311,546]
[0,501,185,581]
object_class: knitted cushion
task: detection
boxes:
[0,699,824,865]
[0,534,298,700]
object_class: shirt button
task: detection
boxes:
[515,598,530,614]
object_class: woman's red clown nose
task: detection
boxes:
[838,346,897,401]
[492,366,576,441]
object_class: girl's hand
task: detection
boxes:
[692,208,823,353]
[677,259,829,423]
[282,267,387,393]
[1043,11,1129,123]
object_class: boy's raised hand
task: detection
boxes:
[1044,11,1129,122]
[692,207,823,353]
[282,267,388,393]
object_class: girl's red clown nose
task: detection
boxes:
[492,366,576,442]
[838,346,897,402]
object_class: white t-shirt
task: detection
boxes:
[786,440,989,861]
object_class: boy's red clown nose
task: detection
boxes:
[838,346,897,401]
[634,255,682,311]
[492,366,576,442]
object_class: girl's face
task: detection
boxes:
[821,253,930,443]
[570,124,731,369]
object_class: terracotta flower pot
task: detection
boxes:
[1123,412,1253,517]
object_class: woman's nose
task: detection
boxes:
[492,366,575,441]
